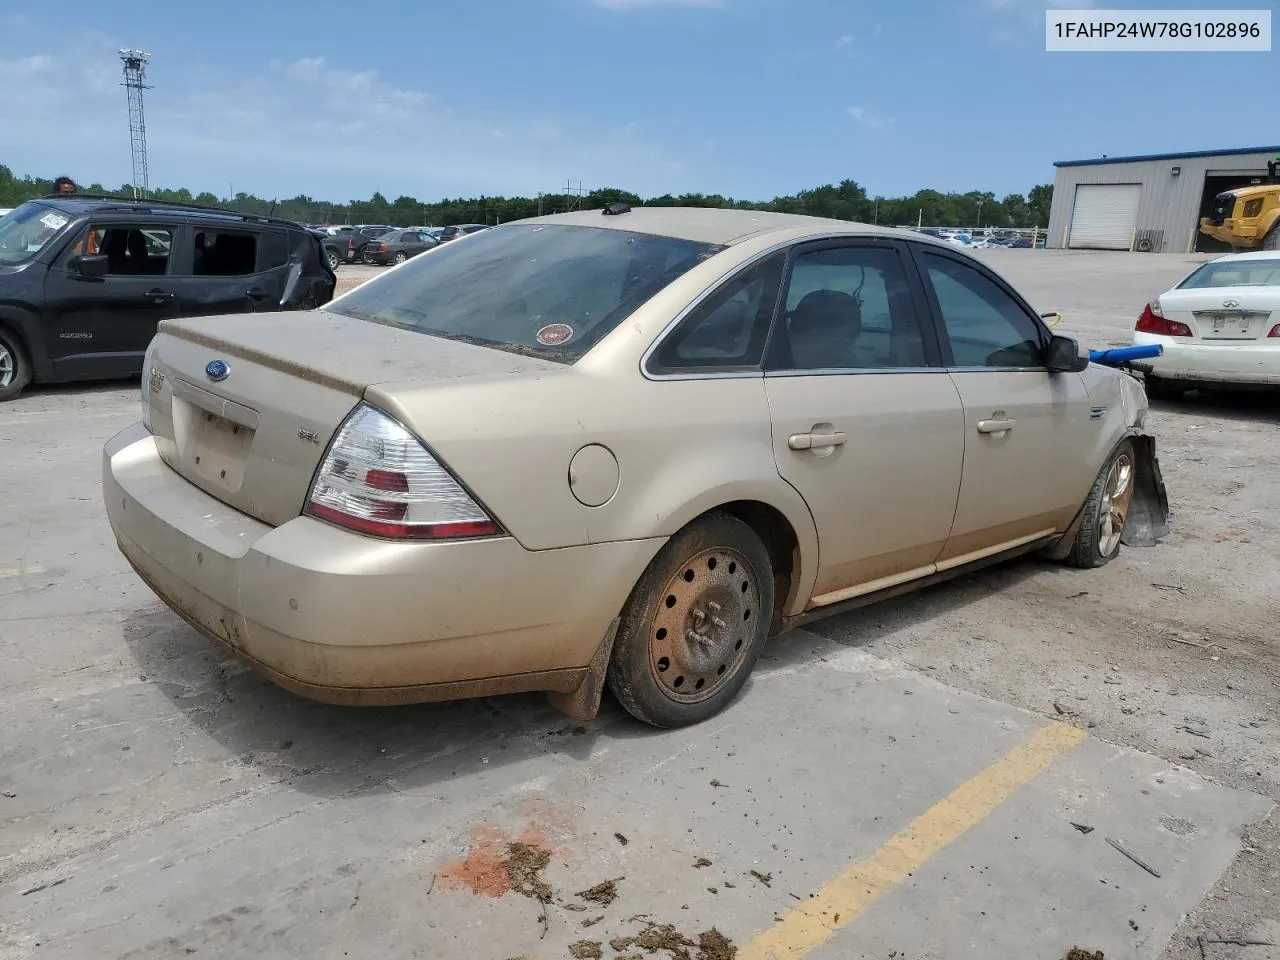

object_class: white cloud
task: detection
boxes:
[846,105,893,130]
[0,26,707,200]
[836,34,854,47]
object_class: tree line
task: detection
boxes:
[1,164,1053,230]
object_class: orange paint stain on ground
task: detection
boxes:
[436,828,513,898]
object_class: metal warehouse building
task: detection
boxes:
[1046,145,1280,254]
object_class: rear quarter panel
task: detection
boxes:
[367,372,821,614]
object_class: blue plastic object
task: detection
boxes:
[1087,344,1163,366]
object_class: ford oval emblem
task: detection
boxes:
[205,359,230,382]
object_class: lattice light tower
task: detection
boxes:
[119,49,152,198]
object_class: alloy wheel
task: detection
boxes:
[0,343,14,389]
[1098,453,1134,556]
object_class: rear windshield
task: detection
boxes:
[0,201,73,265]
[1179,258,1280,288]
[328,223,722,362]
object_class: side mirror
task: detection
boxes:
[1046,334,1089,373]
[72,254,109,279]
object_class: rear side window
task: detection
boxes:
[921,252,1044,368]
[773,245,930,371]
[194,230,259,276]
[260,231,288,270]
[328,223,721,363]
[649,252,785,373]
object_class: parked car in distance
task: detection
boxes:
[103,206,1168,729]
[0,195,335,401]
[343,225,394,263]
[362,228,440,265]
[438,223,488,242]
[1134,250,1280,398]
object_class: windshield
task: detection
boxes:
[1179,258,1280,289]
[0,201,73,265]
[328,223,722,362]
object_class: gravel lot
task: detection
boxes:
[1,250,1276,960]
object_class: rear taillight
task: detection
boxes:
[1269,323,1280,338]
[305,404,500,540]
[347,237,356,250]
[376,242,388,252]
[1136,301,1192,337]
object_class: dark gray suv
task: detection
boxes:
[0,195,335,401]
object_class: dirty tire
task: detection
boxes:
[0,328,32,402]
[608,511,774,728]
[1143,376,1186,402]
[1066,439,1136,569]
[1264,225,1280,251]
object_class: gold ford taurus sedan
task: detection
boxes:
[104,207,1169,727]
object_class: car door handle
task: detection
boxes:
[143,289,174,302]
[245,288,269,301]
[977,418,1017,434]
[788,430,847,450]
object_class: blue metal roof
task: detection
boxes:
[1055,146,1280,168]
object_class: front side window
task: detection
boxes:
[772,245,930,371]
[328,223,722,363]
[921,252,1044,368]
[649,252,785,373]
[0,202,73,265]
[193,230,259,276]
[76,224,172,276]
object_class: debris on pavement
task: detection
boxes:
[1105,837,1162,878]
[693,857,713,869]
[506,842,554,903]
[568,940,603,959]
[1065,949,1104,960]
[614,833,629,846]
[749,870,772,888]
[1071,823,1095,835]
[576,879,622,907]
[582,914,605,928]
[1202,937,1276,947]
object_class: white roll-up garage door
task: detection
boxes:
[1068,183,1142,250]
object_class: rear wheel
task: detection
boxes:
[1144,375,1186,402]
[326,248,340,271]
[393,251,407,264]
[1066,440,1136,569]
[0,329,32,402]
[607,512,774,728]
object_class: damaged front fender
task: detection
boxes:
[1121,431,1170,547]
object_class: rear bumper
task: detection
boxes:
[103,423,663,705]
[1133,332,1280,386]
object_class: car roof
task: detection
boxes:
[1209,250,1280,263]
[515,206,911,246]
[23,196,300,230]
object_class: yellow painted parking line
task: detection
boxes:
[741,722,1087,960]
[0,563,45,579]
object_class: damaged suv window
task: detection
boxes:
[327,223,722,362]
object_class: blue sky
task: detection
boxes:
[1,0,1275,203]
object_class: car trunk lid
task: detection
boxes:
[1159,287,1275,342]
[146,309,564,527]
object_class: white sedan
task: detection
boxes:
[1134,250,1280,398]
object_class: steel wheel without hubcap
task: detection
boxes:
[649,546,758,703]
[1097,452,1134,556]
[0,343,13,389]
